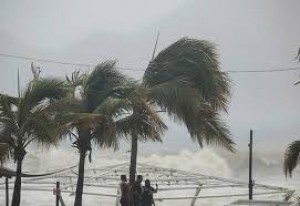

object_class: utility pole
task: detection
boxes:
[248,130,254,200]
[5,177,9,206]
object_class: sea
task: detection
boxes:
[1,146,300,206]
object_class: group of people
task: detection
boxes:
[119,174,158,206]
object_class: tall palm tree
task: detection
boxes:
[0,78,68,206]
[284,141,300,177]
[55,61,166,206]
[128,37,234,184]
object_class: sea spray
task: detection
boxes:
[1,146,300,205]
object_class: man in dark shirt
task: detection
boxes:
[132,175,143,206]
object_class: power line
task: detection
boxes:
[0,53,141,72]
[0,53,94,67]
[226,67,300,73]
[0,52,300,74]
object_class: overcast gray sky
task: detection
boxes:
[0,0,300,153]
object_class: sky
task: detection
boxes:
[0,0,300,154]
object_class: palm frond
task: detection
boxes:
[92,118,119,148]
[92,80,166,147]
[144,37,230,111]
[17,78,68,129]
[284,141,300,177]
[142,37,234,151]
[84,61,129,111]
[115,100,167,142]
[20,78,67,113]
[0,77,70,167]
[22,108,67,148]
[92,82,143,116]
[43,97,83,114]
[0,125,15,146]
[50,63,134,151]
[0,95,19,134]
[65,70,88,99]
[66,70,87,88]
[116,115,160,141]
[57,113,107,130]
[0,130,16,164]
[148,79,205,118]
[187,110,234,152]
[94,97,131,117]
[0,95,19,106]
[0,143,10,164]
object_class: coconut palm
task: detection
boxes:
[55,62,166,206]
[0,78,68,206]
[128,37,234,184]
[284,141,300,177]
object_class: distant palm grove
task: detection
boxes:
[0,37,234,206]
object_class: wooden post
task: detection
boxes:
[56,181,60,206]
[248,130,253,200]
[5,177,9,206]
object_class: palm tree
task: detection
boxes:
[55,61,166,206]
[284,141,300,177]
[128,37,234,184]
[0,78,68,206]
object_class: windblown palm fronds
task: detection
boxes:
[284,141,300,177]
[126,37,234,184]
[0,143,9,165]
[144,37,230,111]
[143,37,233,151]
[0,78,68,206]
[60,61,166,206]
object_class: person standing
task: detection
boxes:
[119,175,130,206]
[132,175,143,206]
[141,179,158,206]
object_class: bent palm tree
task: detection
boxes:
[56,62,166,206]
[0,78,68,206]
[284,141,300,177]
[129,37,234,184]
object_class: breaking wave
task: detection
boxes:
[1,146,300,205]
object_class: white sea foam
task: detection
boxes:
[1,146,299,205]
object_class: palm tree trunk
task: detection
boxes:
[74,150,86,206]
[129,134,138,184]
[11,158,23,206]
